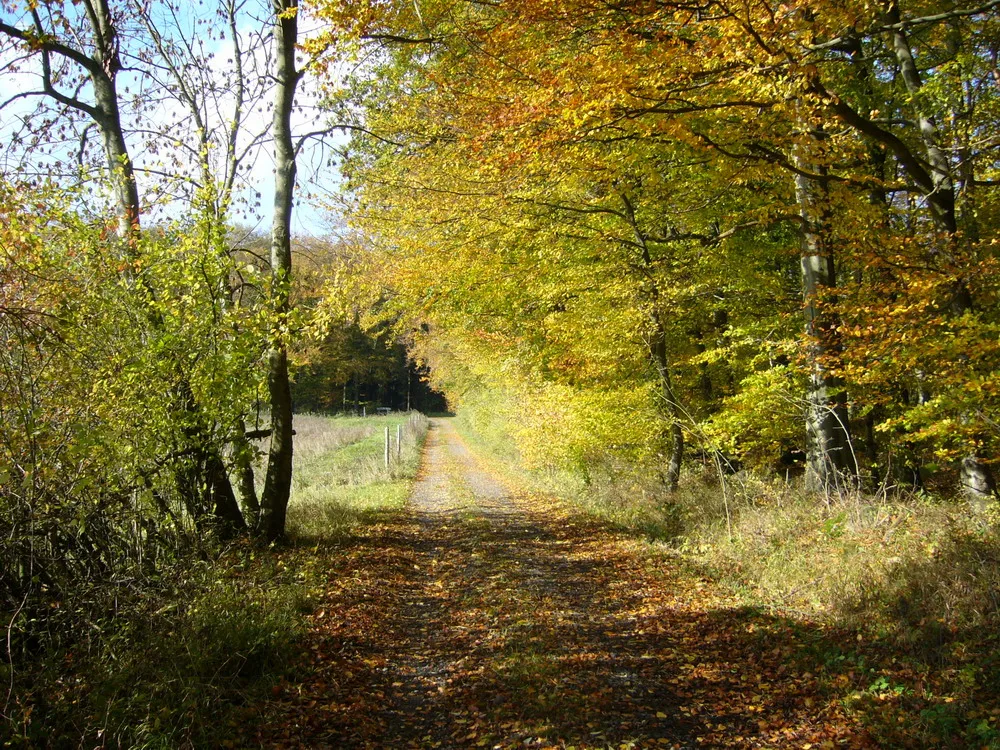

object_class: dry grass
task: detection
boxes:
[291,414,377,458]
[671,475,1000,641]
[452,417,1000,741]
[278,412,430,541]
[669,480,1000,747]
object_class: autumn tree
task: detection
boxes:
[316,0,999,498]
[0,0,140,250]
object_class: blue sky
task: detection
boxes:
[0,0,347,237]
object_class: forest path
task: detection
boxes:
[251,419,872,749]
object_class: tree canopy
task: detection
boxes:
[315,0,1000,496]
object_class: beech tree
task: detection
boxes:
[0,0,140,250]
[0,0,321,547]
[317,0,999,498]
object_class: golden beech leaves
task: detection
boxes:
[315,0,1000,488]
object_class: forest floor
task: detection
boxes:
[248,419,878,749]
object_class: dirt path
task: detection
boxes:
[253,419,873,749]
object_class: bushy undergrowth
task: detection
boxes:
[3,547,307,748]
[619,475,1000,746]
[4,412,430,748]
[669,473,1000,643]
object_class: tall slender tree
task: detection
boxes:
[258,0,301,542]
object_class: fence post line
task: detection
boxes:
[384,426,390,468]
[397,424,402,460]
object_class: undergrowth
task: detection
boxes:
[3,412,430,748]
[642,477,999,746]
[4,548,307,748]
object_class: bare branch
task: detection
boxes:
[0,18,102,78]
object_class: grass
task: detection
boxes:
[4,550,310,749]
[5,412,430,749]
[677,484,1000,748]
[449,416,1000,747]
[669,474,1000,643]
[283,412,429,541]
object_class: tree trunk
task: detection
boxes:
[862,409,880,489]
[85,3,245,528]
[619,193,685,491]
[885,0,957,234]
[650,311,684,492]
[208,454,247,539]
[793,144,856,493]
[93,86,141,251]
[232,424,261,527]
[885,7,995,500]
[260,348,293,542]
[961,458,997,505]
[258,0,301,543]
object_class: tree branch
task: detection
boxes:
[360,33,437,44]
[0,18,102,77]
[806,0,1000,52]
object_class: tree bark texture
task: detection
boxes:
[232,423,261,526]
[793,146,856,493]
[883,7,995,499]
[649,311,685,492]
[207,454,247,538]
[258,0,300,542]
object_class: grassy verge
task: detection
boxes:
[451,416,1000,748]
[4,548,309,749]
[673,476,1000,748]
[284,412,429,541]
[4,412,429,748]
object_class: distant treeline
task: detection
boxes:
[293,323,448,415]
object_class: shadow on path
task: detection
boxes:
[252,420,874,749]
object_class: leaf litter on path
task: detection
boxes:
[249,419,874,749]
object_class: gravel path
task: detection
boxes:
[408,418,518,517]
[253,418,873,749]
[349,419,694,748]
